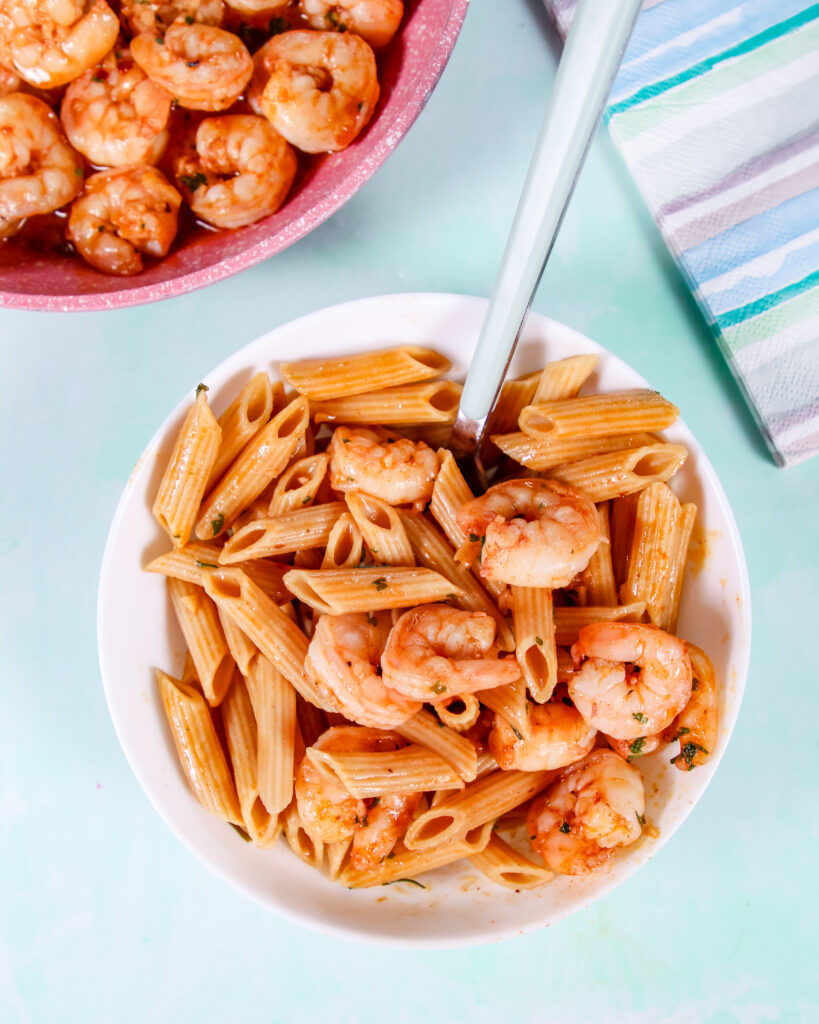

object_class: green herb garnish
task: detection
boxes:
[632,712,647,724]
[629,737,646,756]
[179,172,208,193]
[559,821,570,834]
[671,742,707,770]
[229,823,251,842]
[382,878,426,888]
[372,576,387,591]
[211,512,225,535]
[535,636,543,646]
[366,613,378,626]
[195,560,218,569]
[636,813,646,826]
[430,681,446,695]
[195,382,208,395]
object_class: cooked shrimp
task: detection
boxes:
[119,0,224,37]
[527,748,644,875]
[173,113,296,228]
[0,65,22,97]
[60,48,172,167]
[301,0,403,49]
[569,622,692,741]
[257,30,379,153]
[67,164,181,275]
[0,93,82,234]
[381,604,520,702]
[328,425,438,508]
[455,479,602,588]
[305,612,421,729]
[131,21,252,112]
[0,0,119,89]
[489,690,597,771]
[294,725,419,869]
[668,642,718,772]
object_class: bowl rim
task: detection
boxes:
[97,292,752,947]
[0,1,469,313]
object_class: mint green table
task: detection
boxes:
[1,4,816,1021]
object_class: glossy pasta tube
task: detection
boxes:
[156,669,242,825]
[219,502,346,563]
[208,372,277,489]
[153,389,221,547]
[434,694,481,732]
[469,834,553,888]
[339,834,488,889]
[325,836,353,880]
[511,585,557,704]
[202,567,328,710]
[167,576,234,706]
[311,381,462,426]
[610,492,639,590]
[244,653,296,816]
[477,676,531,740]
[320,512,364,570]
[403,770,552,851]
[217,607,256,677]
[490,431,654,472]
[548,443,688,502]
[531,354,599,403]
[296,693,327,748]
[305,744,465,798]
[195,396,309,540]
[519,390,679,439]
[623,482,697,633]
[484,372,539,436]
[580,503,617,606]
[220,672,281,845]
[400,511,514,650]
[395,709,478,782]
[281,799,324,869]
[267,453,328,516]
[345,491,415,566]
[145,541,224,586]
[282,567,463,615]
[280,346,451,401]
[553,601,646,645]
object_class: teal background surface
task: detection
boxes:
[1,2,817,1021]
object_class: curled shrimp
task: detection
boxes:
[67,164,181,275]
[0,65,22,97]
[0,0,119,89]
[667,642,718,772]
[60,48,172,167]
[131,21,252,112]
[527,748,644,875]
[305,612,421,729]
[381,604,520,703]
[568,622,692,741]
[489,689,597,771]
[257,30,379,153]
[328,425,438,508]
[173,113,296,228]
[301,0,403,49]
[295,726,420,869]
[119,0,224,37]
[0,93,82,234]
[455,479,602,588]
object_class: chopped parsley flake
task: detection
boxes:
[535,636,543,646]
[692,678,700,691]
[559,821,570,834]
[179,172,208,193]
[430,681,446,695]
[632,712,647,724]
[372,576,388,591]
[671,742,707,770]
[195,560,218,569]
[366,613,378,626]
[382,878,426,888]
[636,813,646,826]
[511,726,523,741]
[229,823,251,842]
[468,533,480,543]
[629,737,646,756]
[184,14,194,23]
[195,382,208,395]
[211,512,225,535]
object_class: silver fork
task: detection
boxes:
[450,0,642,489]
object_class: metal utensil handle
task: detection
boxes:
[459,0,643,423]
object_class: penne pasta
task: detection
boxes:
[166,576,234,706]
[305,744,465,798]
[403,770,552,851]
[490,431,655,472]
[548,443,688,502]
[244,654,296,816]
[484,372,540,437]
[511,585,558,704]
[553,601,647,646]
[339,834,488,889]
[282,567,463,615]
[531,354,599,403]
[434,694,481,732]
[346,491,415,566]
[580,503,617,606]
[311,381,462,426]
[281,798,324,869]
[280,346,451,401]
[156,669,242,825]
[325,836,353,880]
[477,676,531,740]
[296,693,327,748]
[145,540,224,586]
[469,834,553,889]
[610,492,639,590]
[217,607,256,677]
[321,512,364,569]
[195,395,309,540]
[519,390,679,440]
[267,453,329,516]
[219,502,346,563]
[395,709,478,782]
[153,388,221,547]
[208,372,277,489]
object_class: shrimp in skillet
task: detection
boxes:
[456,479,602,589]
[568,622,692,740]
[294,726,420,870]
[60,47,172,167]
[131,21,252,112]
[527,748,644,875]
[381,604,520,703]
[328,426,438,508]
[0,0,119,89]
[0,93,82,235]
[489,688,597,771]
[305,612,421,729]
[67,165,181,275]
[301,0,403,49]
[173,113,297,228]
[257,30,379,153]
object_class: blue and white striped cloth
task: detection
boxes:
[545,0,819,467]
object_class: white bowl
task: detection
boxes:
[98,292,751,947]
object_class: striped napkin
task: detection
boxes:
[544,0,819,467]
